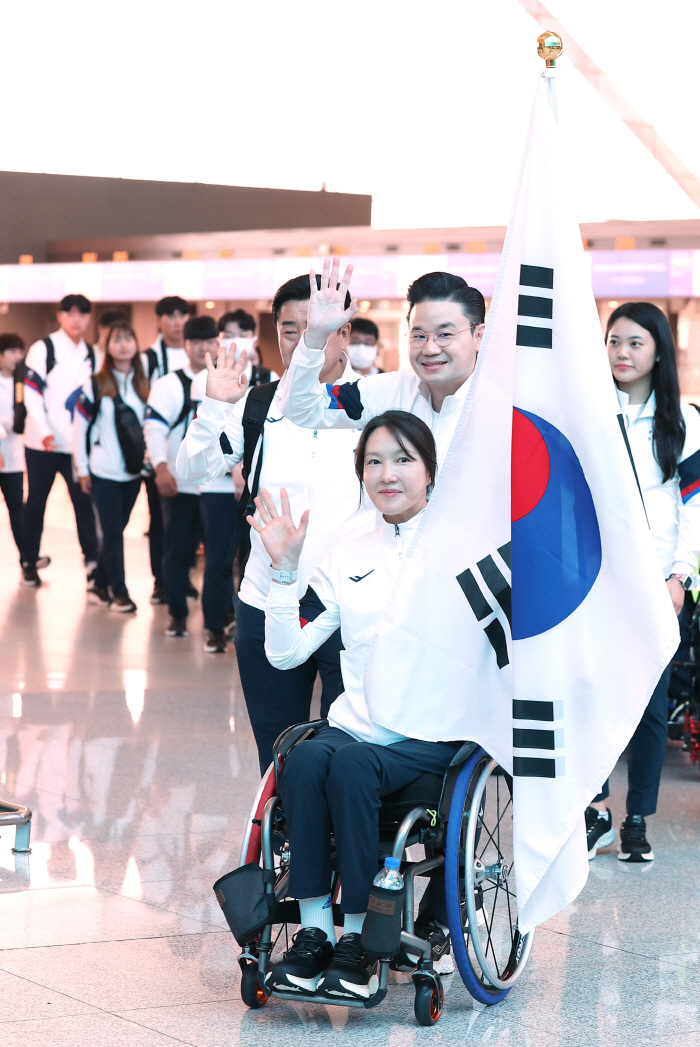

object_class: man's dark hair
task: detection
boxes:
[0,332,24,353]
[350,317,379,341]
[184,315,218,341]
[99,309,127,329]
[59,293,91,314]
[406,272,485,326]
[218,309,256,335]
[272,273,351,325]
[156,296,192,317]
[354,410,437,497]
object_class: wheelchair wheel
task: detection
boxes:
[445,746,533,1005]
[414,978,443,1026]
[240,964,269,1009]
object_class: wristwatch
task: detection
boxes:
[669,573,692,590]
[270,567,298,585]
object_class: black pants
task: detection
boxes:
[21,448,98,566]
[280,724,460,914]
[234,598,344,774]
[90,475,141,597]
[0,471,23,557]
[593,661,673,817]
[144,474,164,584]
[160,492,200,618]
[200,491,236,632]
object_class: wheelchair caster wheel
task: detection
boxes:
[414,978,443,1026]
[240,965,269,1009]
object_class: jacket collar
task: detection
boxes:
[616,386,656,420]
[379,505,428,544]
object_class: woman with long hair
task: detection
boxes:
[248,411,458,999]
[586,302,700,862]
[72,321,149,612]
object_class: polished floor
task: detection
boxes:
[1,481,699,1046]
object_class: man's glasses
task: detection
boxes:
[408,324,479,349]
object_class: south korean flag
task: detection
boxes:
[364,74,679,933]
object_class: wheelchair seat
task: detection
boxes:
[378,772,444,832]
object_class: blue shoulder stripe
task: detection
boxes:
[680,446,700,503]
[24,368,45,394]
[299,586,327,628]
[144,405,169,426]
[324,379,363,420]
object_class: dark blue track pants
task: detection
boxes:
[21,448,98,566]
[160,492,200,619]
[280,724,460,914]
[200,491,236,632]
[0,471,23,557]
[90,475,141,597]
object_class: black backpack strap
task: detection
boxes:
[12,361,27,434]
[170,370,194,432]
[144,347,158,379]
[43,336,55,376]
[160,337,169,376]
[85,342,95,371]
[86,376,100,454]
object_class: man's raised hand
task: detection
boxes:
[305,256,358,351]
[204,343,249,404]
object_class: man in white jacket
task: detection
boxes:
[279,258,485,468]
[20,294,98,588]
[176,273,374,772]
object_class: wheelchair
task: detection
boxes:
[230,721,533,1026]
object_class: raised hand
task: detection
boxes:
[204,343,249,404]
[305,256,358,350]
[247,488,309,572]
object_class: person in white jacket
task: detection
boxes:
[251,410,460,999]
[20,294,99,588]
[279,257,486,468]
[176,273,374,772]
[586,302,700,864]
[73,321,149,613]
[0,334,27,561]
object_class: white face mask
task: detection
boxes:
[219,337,256,363]
[347,342,377,371]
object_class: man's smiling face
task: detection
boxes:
[407,300,482,394]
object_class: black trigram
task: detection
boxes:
[517,264,553,349]
[512,699,565,778]
[456,542,512,668]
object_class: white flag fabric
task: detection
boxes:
[364,73,679,933]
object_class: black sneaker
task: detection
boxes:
[36,555,51,570]
[618,815,654,862]
[186,582,199,600]
[586,806,615,860]
[392,919,453,974]
[319,933,379,1000]
[203,630,227,653]
[165,616,188,637]
[86,562,99,593]
[110,593,137,613]
[150,582,165,605]
[265,927,333,994]
[21,563,41,588]
[223,609,236,636]
[88,586,111,607]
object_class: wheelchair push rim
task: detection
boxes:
[445,747,533,1002]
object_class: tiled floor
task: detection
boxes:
[1,481,699,1045]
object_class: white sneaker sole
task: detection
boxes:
[617,847,654,862]
[322,973,379,999]
[587,826,615,859]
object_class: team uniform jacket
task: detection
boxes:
[279,335,472,467]
[72,371,146,482]
[23,329,94,452]
[144,365,201,496]
[141,337,189,383]
[619,389,700,577]
[0,374,24,472]
[265,511,433,744]
[189,369,235,495]
[175,362,375,611]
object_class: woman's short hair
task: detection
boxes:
[354,410,437,493]
[606,301,684,482]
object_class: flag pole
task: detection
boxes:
[537,30,563,120]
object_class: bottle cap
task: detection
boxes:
[384,856,400,870]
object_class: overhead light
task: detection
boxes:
[359,300,372,313]
[205,301,215,309]
[615,237,635,251]
[218,248,233,259]
[113,250,129,262]
[82,251,98,263]
[608,301,619,308]
[19,254,33,264]
[183,249,200,260]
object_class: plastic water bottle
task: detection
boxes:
[373,856,404,890]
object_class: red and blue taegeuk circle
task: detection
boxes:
[511,408,601,640]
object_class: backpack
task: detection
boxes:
[170,370,196,433]
[145,338,168,380]
[86,376,146,476]
[44,336,95,375]
[12,360,28,434]
[224,380,279,568]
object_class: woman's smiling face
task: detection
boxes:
[362,426,431,524]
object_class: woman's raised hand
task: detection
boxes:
[305,256,358,350]
[204,343,249,404]
[247,488,309,572]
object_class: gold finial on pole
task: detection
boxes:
[537,31,563,68]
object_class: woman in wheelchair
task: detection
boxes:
[248,410,462,1000]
